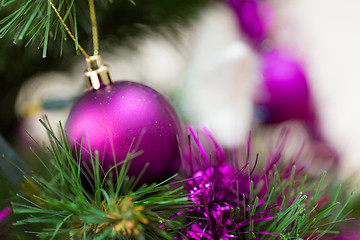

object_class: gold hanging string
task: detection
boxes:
[84,0,112,89]
[88,0,99,56]
[48,0,90,59]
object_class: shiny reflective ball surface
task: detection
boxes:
[65,81,183,184]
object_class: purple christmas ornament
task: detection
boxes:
[0,206,11,222]
[65,81,183,184]
[254,49,314,124]
[227,0,272,47]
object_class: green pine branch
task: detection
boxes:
[7,119,358,239]
[253,166,354,239]
[11,119,190,239]
[0,0,135,57]
[1,0,76,57]
[0,0,214,59]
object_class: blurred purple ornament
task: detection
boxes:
[254,50,339,163]
[0,206,11,222]
[324,223,360,240]
[254,49,314,124]
[227,0,272,47]
[65,81,183,184]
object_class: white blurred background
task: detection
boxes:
[274,0,360,177]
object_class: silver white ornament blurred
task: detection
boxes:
[15,72,82,148]
[178,3,257,147]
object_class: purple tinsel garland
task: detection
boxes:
[171,124,354,239]
[175,126,288,239]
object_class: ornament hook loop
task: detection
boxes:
[84,55,112,90]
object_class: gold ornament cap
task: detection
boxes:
[84,55,112,90]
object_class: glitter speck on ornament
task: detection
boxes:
[65,81,183,184]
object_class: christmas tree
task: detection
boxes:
[1,0,359,239]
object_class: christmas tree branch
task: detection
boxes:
[12,119,190,239]
[0,0,135,57]
[0,0,76,57]
[47,0,89,58]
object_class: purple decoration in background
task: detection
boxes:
[227,0,272,47]
[254,49,314,124]
[0,206,11,222]
[227,0,339,162]
[65,81,183,184]
[324,224,360,240]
